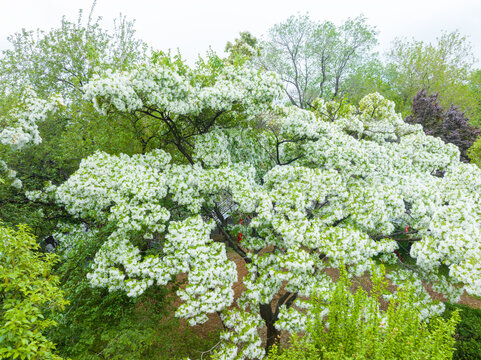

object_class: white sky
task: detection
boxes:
[1,0,480,66]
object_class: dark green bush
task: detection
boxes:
[443,303,481,360]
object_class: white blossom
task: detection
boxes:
[34,60,481,358]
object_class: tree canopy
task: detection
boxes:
[387,31,476,115]
[23,52,481,358]
[260,14,377,108]
[2,7,481,359]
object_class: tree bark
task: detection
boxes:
[259,303,280,356]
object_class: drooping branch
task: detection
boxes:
[140,108,195,164]
[203,204,252,264]
[274,135,307,166]
[371,229,422,243]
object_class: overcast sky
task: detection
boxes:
[1,0,480,66]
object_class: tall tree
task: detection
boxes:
[388,31,476,115]
[261,14,377,108]
[32,52,481,358]
[406,89,480,162]
[0,6,148,233]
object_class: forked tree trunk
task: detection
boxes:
[259,288,298,355]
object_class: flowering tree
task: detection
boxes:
[40,54,481,359]
[0,87,63,188]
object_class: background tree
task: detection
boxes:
[0,5,148,236]
[225,31,262,64]
[261,14,377,108]
[343,59,403,109]
[387,31,477,115]
[406,89,480,162]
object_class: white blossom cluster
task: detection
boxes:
[25,181,57,203]
[53,222,99,258]
[0,88,63,188]
[0,88,63,149]
[274,304,309,333]
[215,309,265,360]
[0,161,22,189]
[40,59,481,358]
[86,216,237,325]
[84,61,282,118]
[55,149,171,235]
[53,149,243,325]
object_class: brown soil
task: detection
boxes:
[323,267,481,309]
[170,252,481,354]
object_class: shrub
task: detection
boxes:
[269,266,460,360]
[0,224,67,360]
[406,89,480,162]
[468,137,481,167]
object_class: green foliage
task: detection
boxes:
[0,224,67,360]
[269,266,460,360]
[468,69,481,128]
[53,285,218,360]
[468,137,481,167]
[343,60,407,115]
[49,223,219,360]
[225,31,262,64]
[442,303,481,360]
[387,31,476,115]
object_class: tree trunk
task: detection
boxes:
[259,303,280,355]
[265,321,281,355]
